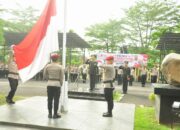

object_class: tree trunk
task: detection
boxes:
[106,42,109,52]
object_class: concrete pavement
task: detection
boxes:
[0,96,135,130]
[0,79,153,106]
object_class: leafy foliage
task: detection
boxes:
[3,5,39,32]
[122,0,180,48]
[85,19,125,52]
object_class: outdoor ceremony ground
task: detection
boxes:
[0,96,135,130]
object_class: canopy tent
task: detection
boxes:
[156,33,180,54]
[156,32,180,83]
[3,32,90,65]
[4,32,91,49]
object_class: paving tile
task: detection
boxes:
[0,96,135,130]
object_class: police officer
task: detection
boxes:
[140,66,147,87]
[151,65,158,83]
[6,51,19,104]
[43,53,64,119]
[99,56,115,117]
[121,61,130,94]
[86,55,98,91]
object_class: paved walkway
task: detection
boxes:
[0,96,135,130]
[0,79,153,106]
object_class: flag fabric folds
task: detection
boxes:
[13,0,59,83]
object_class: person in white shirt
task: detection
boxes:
[99,56,115,117]
[129,67,135,86]
[140,66,147,87]
[117,67,123,85]
[151,65,158,83]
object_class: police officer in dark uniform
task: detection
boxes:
[86,55,98,91]
[43,53,64,119]
[121,61,130,94]
[99,56,115,117]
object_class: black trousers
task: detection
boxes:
[104,88,114,114]
[47,86,60,115]
[117,74,122,85]
[151,75,157,83]
[141,75,147,87]
[122,76,128,94]
[90,74,96,90]
[7,77,18,100]
[82,73,87,83]
[129,75,134,86]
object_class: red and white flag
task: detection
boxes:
[13,0,59,82]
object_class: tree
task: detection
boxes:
[3,5,39,32]
[122,0,180,48]
[85,19,125,52]
[0,5,5,62]
[0,4,39,63]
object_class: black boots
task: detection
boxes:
[48,112,61,119]
[48,114,52,118]
[102,112,112,117]
[53,114,61,119]
[6,97,15,104]
[48,114,61,119]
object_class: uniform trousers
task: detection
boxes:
[117,74,122,85]
[151,75,157,83]
[122,76,128,94]
[82,73,87,83]
[141,74,147,87]
[90,74,96,90]
[104,88,114,114]
[47,86,60,115]
[129,75,134,86]
[7,77,18,100]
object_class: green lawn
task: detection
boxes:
[0,94,25,105]
[135,107,180,130]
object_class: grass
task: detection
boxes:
[134,106,180,130]
[113,90,122,102]
[0,93,25,105]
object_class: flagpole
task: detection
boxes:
[62,1,67,68]
[61,0,68,113]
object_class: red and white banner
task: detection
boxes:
[13,0,59,82]
[97,53,148,67]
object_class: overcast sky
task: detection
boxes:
[0,0,139,37]
[0,0,180,38]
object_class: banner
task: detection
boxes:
[97,53,148,67]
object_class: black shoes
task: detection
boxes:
[6,97,15,104]
[89,89,94,92]
[123,92,127,94]
[48,114,52,118]
[48,113,61,119]
[102,112,112,117]
[48,114,61,119]
[53,114,61,119]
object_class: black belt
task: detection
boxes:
[8,72,18,75]
[103,80,113,88]
[48,78,60,81]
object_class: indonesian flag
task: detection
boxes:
[13,0,59,83]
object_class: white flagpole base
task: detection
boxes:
[59,81,68,113]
